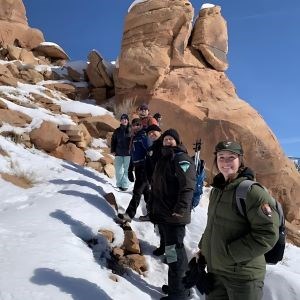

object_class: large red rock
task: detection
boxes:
[0,0,44,49]
[115,1,300,231]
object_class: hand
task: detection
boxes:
[172,212,183,218]
[128,170,135,182]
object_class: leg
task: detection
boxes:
[120,156,131,189]
[153,224,165,256]
[224,276,264,300]
[206,274,229,300]
[161,224,189,299]
[114,156,123,188]
[125,164,145,218]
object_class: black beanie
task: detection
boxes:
[146,124,162,133]
[162,128,180,145]
[120,113,129,121]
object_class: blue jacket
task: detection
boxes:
[130,130,151,164]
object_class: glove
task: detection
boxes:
[195,271,214,295]
[182,255,214,295]
[182,257,199,288]
[128,170,135,182]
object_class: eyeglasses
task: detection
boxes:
[132,123,141,127]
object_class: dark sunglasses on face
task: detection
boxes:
[132,123,141,127]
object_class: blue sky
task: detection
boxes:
[23,0,300,157]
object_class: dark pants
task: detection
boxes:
[206,274,264,300]
[160,224,189,300]
[158,224,165,251]
[126,164,150,219]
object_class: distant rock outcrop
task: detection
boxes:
[0,0,44,49]
[115,0,300,232]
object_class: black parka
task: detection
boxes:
[150,145,196,225]
[111,125,131,156]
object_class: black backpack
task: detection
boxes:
[235,180,286,264]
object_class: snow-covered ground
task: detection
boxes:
[0,60,300,299]
[1,136,300,299]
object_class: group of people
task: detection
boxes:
[111,104,280,300]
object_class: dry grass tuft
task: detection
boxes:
[113,97,137,120]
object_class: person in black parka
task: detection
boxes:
[111,114,131,191]
[150,129,196,300]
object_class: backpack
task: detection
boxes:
[192,159,205,209]
[235,179,286,264]
[191,140,206,209]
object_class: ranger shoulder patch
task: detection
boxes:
[178,161,191,172]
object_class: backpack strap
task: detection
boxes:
[235,180,262,217]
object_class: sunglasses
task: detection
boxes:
[132,123,141,127]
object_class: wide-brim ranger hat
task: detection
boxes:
[215,140,244,155]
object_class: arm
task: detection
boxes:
[227,185,280,263]
[110,129,117,154]
[173,158,196,215]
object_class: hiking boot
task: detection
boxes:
[161,284,169,294]
[153,247,165,256]
[119,187,128,191]
[138,214,150,221]
[160,289,191,299]
[117,213,131,222]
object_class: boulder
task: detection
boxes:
[51,143,85,166]
[80,114,119,138]
[0,64,18,87]
[104,192,118,211]
[0,108,31,126]
[123,229,140,254]
[119,254,148,274]
[86,50,113,88]
[33,42,69,60]
[29,121,68,152]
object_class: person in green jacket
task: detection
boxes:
[198,140,280,300]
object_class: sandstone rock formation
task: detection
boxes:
[191,5,228,71]
[117,0,194,91]
[0,0,44,49]
[115,0,300,229]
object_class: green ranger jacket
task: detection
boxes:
[199,170,280,281]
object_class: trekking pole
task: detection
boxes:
[193,139,202,171]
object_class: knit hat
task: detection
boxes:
[215,140,243,155]
[161,128,180,145]
[146,124,162,133]
[139,103,149,110]
[153,113,161,119]
[120,113,129,121]
[131,118,141,125]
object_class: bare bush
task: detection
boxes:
[113,97,137,120]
